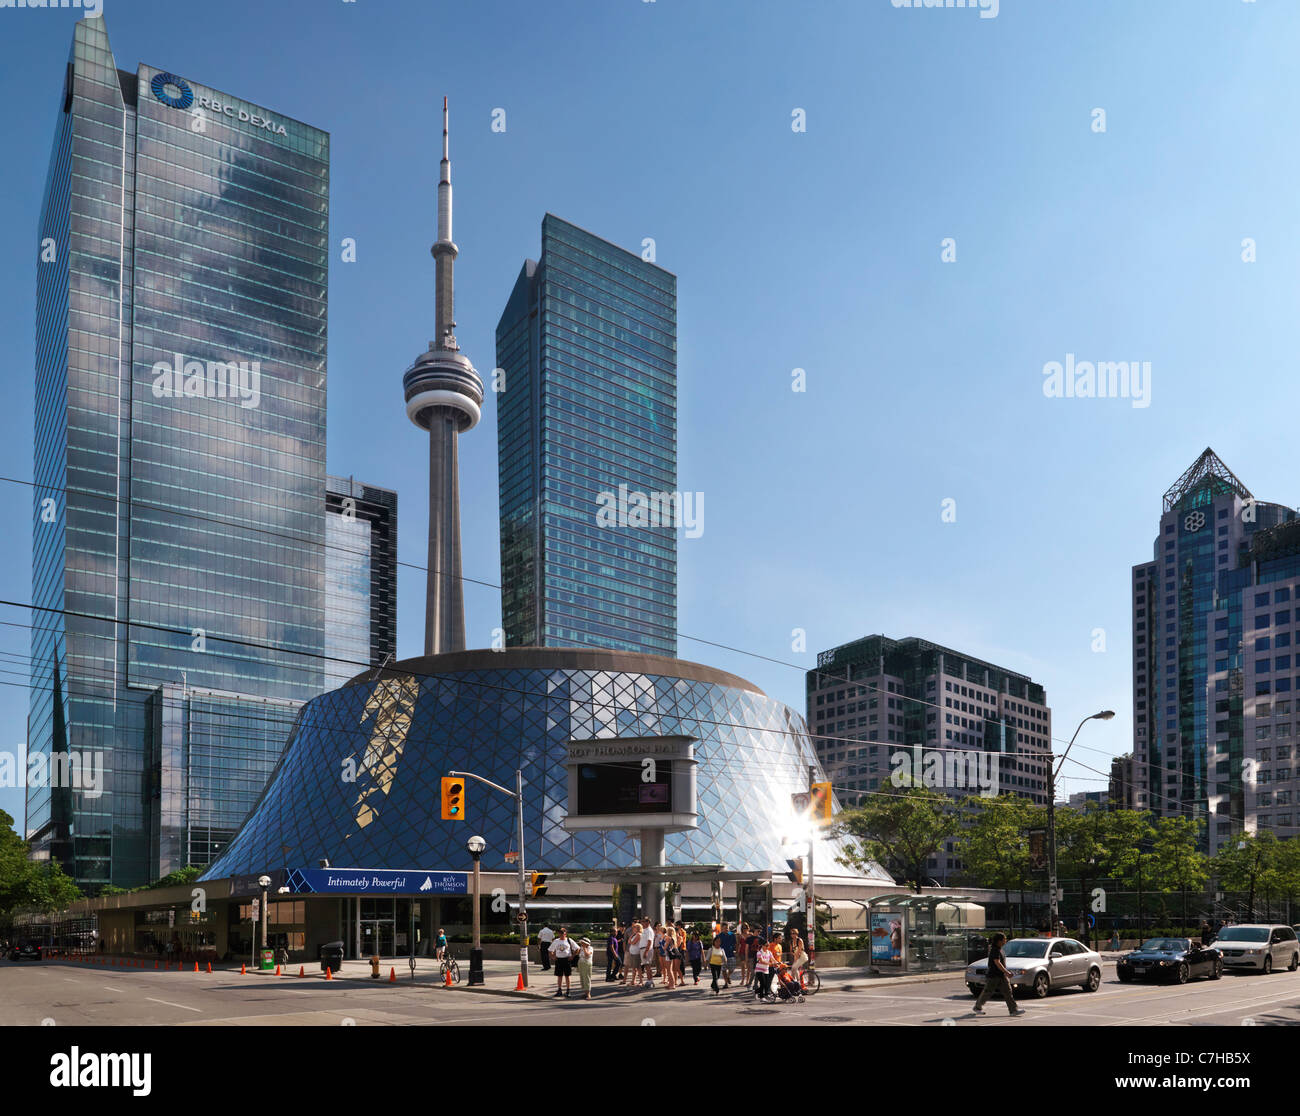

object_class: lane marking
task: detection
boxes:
[145,997,201,1013]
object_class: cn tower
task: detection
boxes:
[403,98,484,655]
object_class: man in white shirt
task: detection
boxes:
[537,924,554,971]
[639,922,657,988]
[549,926,575,996]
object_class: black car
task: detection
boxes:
[1116,937,1220,984]
[7,942,42,962]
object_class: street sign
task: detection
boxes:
[504,850,518,863]
[250,898,260,921]
[168,909,175,928]
[516,912,528,922]
[791,792,810,813]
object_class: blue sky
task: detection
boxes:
[1,0,1297,828]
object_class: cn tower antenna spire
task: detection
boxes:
[402,94,483,656]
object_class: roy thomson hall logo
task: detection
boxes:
[149,71,288,137]
[151,353,262,409]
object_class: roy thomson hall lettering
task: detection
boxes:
[568,740,690,762]
[149,71,287,137]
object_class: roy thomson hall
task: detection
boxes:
[26,649,1004,968]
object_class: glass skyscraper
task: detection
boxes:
[29,17,336,889]
[495,215,677,657]
[1132,448,1297,854]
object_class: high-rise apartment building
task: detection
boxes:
[807,634,1052,883]
[495,215,677,657]
[27,18,390,888]
[1132,448,1298,854]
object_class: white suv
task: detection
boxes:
[1211,924,1299,974]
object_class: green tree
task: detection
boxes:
[833,785,958,893]
[0,810,82,923]
[1148,816,1209,927]
[953,794,1041,933]
[1212,830,1279,920]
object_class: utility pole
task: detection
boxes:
[807,765,817,963]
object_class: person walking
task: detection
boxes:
[657,924,675,990]
[972,932,1026,1017]
[549,926,575,997]
[1200,920,1213,947]
[708,934,727,996]
[538,924,554,971]
[687,930,703,984]
[576,936,595,1000]
[753,937,775,1001]
[606,924,622,982]
[737,923,750,986]
[435,927,448,961]
[720,923,736,987]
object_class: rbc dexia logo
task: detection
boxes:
[150,72,193,109]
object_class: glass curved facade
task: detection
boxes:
[202,653,884,880]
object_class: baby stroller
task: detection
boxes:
[773,962,804,1003]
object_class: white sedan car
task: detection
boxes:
[965,937,1103,999]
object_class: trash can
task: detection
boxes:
[259,948,275,971]
[320,940,344,974]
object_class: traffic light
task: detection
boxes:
[530,872,548,898]
[810,781,833,825]
[441,777,465,821]
[785,857,803,885]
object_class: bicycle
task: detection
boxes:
[797,960,821,995]
[438,947,461,985]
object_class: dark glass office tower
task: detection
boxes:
[29,17,330,889]
[324,477,398,690]
[495,215,677,656]
[1132,448,1296,854]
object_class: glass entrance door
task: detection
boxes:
[360,920,395,956]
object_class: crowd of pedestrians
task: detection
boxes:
[535,919,810,1004]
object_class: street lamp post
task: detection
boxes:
[450,768,529,989]
[257,874,271,969]
[467,834,486,985]
[1048,711,1113,936]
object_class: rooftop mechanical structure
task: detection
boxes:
[403,98,483,655]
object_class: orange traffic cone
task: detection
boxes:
[389,967,396,983]
[325,966,332,980]
[154,960,159,969]
[515,973,526,991]
[193,962,199,973]
[275,964,281,976]
[240,964,246,975]
[206,962,212,974]
[444,968,453,987]
[297,966,305,978]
